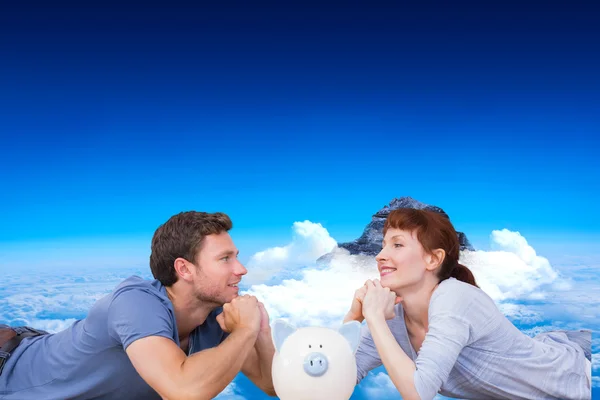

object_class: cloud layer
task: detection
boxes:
[1,221,597,396]
[461,229,565,301]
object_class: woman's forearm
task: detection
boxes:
[366,316,421,400]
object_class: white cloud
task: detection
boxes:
[358,371,452,399]
[29,318,78,333]
[243,221,337,285]
[519,325,564,338]
[0,266,152,329]
[497,304,544,325]
[245,247,378,329]
[360,372,401,399]
[459,229,565,301]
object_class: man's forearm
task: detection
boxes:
[254,331,276,395]
[343,310,364,324]
[177,328,258,400]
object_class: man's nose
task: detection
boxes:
[235,261,248,276]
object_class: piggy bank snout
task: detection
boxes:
[303,352,329,377]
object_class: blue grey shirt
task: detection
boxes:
[355,278,591,400]
[0,276,228,399]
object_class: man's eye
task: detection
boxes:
[394,243,403,248]
[222,256,230,261]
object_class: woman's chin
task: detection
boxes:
[380,276,400,290]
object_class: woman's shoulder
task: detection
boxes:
[430,278,498,318]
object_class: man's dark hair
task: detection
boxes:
[150,211,233,286]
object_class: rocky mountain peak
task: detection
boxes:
[318,197,474,262]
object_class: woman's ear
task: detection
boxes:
[426,249,446,271]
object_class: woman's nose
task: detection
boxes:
[375,248,387,262]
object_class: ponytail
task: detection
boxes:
[450,263,479,287]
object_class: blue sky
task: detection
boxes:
[1,1,599,249]
[1,1,599,398]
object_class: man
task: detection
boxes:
[0,211,277,399]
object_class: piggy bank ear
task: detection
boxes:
[338,321,361,353]
[271,319,297,352]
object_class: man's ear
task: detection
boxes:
[174,257,195,282]
[426,249,446,271]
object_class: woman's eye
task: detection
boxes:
[394,243,403,248]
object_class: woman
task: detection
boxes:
[344,208,591,400]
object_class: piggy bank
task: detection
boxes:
[271,319,362,400]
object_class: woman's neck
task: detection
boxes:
[397,279,439,330]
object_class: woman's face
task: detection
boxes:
[376,228,430,291]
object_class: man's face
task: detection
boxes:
[192,231,247,305]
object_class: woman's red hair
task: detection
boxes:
[383,208,478,287]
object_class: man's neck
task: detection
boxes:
[165,285,218,340]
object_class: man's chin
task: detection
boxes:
[228,285,241,297]
[223,292,239,304]
[197,294,228,308]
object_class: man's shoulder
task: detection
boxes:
[111,276,167,300]
[114,275,161,291]
[85,276,168,320]
[104,276,177,347]
[105,275,172,317]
